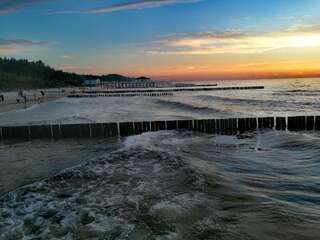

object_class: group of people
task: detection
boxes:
[16,89,46,106]
[0,90,46,106]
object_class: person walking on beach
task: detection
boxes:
[0,94,4,102]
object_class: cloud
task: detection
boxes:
[61,55,73,59]
[287,23,320,33]
[51,0,201,15]
[86,0,201,14]
[147,24,320,55]
[0,0,53,15]
[0,38,50,54]
[0,39,49,46]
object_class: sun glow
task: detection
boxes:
[156,28,320,55]
[285,35,320,48]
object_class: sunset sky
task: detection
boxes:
[1,0,320,81]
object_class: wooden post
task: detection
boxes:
[2,126,29,139]
[315,116,320,130]
[166,120,178,130]
[238,118,246,133]
[90,123,105,137]
[30,125,53,138]
[306,116,314,130]
[276,117,286,130]
[119,122,135,137]
[134,122,144,134]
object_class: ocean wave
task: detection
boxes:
[0,132,231,240]
[273,89,320,97]
[197,95,288,107]
[155,99,225,114]
[197,94,320,109]
[258,131,320,152]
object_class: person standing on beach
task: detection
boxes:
[0,94,4,102]
[23,95,27,108]
[18,89,23,98]
[40,90,45,102]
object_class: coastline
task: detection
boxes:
[0,88,77,114]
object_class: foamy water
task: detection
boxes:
[0,78,320,239]
[1,78,320,126]
[0,138,121,196]
[1,131,320,239]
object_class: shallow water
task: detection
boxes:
[0,138,121,196]
[0,78,320,125]
[0,78,320,239]
[1,131,320,239]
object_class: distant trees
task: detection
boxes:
[83,74,136,82]
[0,57,151,90]
[0,57,83,90]
[84,73,155,83]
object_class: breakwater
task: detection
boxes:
[68,92,174,98]
[1,116,319,140]
[81,85,264,94]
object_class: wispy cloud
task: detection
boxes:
[86,0,201,14]
[0,39,49,46]
[51,0,201,15]
[0,0,53,15]
[0,38,50,54]
[147,24,320,55]
[61,55,73,59]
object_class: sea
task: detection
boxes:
[0,78,320,239]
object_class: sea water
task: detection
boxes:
[0,78,320,239]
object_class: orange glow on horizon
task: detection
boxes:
[60,60,320,81]
[116,60,320,81]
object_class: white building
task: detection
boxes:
[84,78,100,86]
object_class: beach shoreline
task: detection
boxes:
[0,88,78,114]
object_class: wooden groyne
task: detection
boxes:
[0,116,319,140]
[68,92,174,98]
[81,86,264,94]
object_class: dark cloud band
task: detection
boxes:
[0,0,51,14]
[0,39,50,46]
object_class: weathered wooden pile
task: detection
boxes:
[82,86,264,94]
[1,116,319,140]
[68,92,173,98]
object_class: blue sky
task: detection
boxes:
[1,0,320,80]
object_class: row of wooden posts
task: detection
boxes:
[100,82,156,89]
[82,86,265,94]
[68,92,174,98]
[0,116,319,140]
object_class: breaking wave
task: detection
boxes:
[155,99,226,114]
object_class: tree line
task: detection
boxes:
[0,58,83,90]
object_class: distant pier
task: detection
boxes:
[1,116,319,140]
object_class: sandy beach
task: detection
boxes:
[0,88,79,114]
